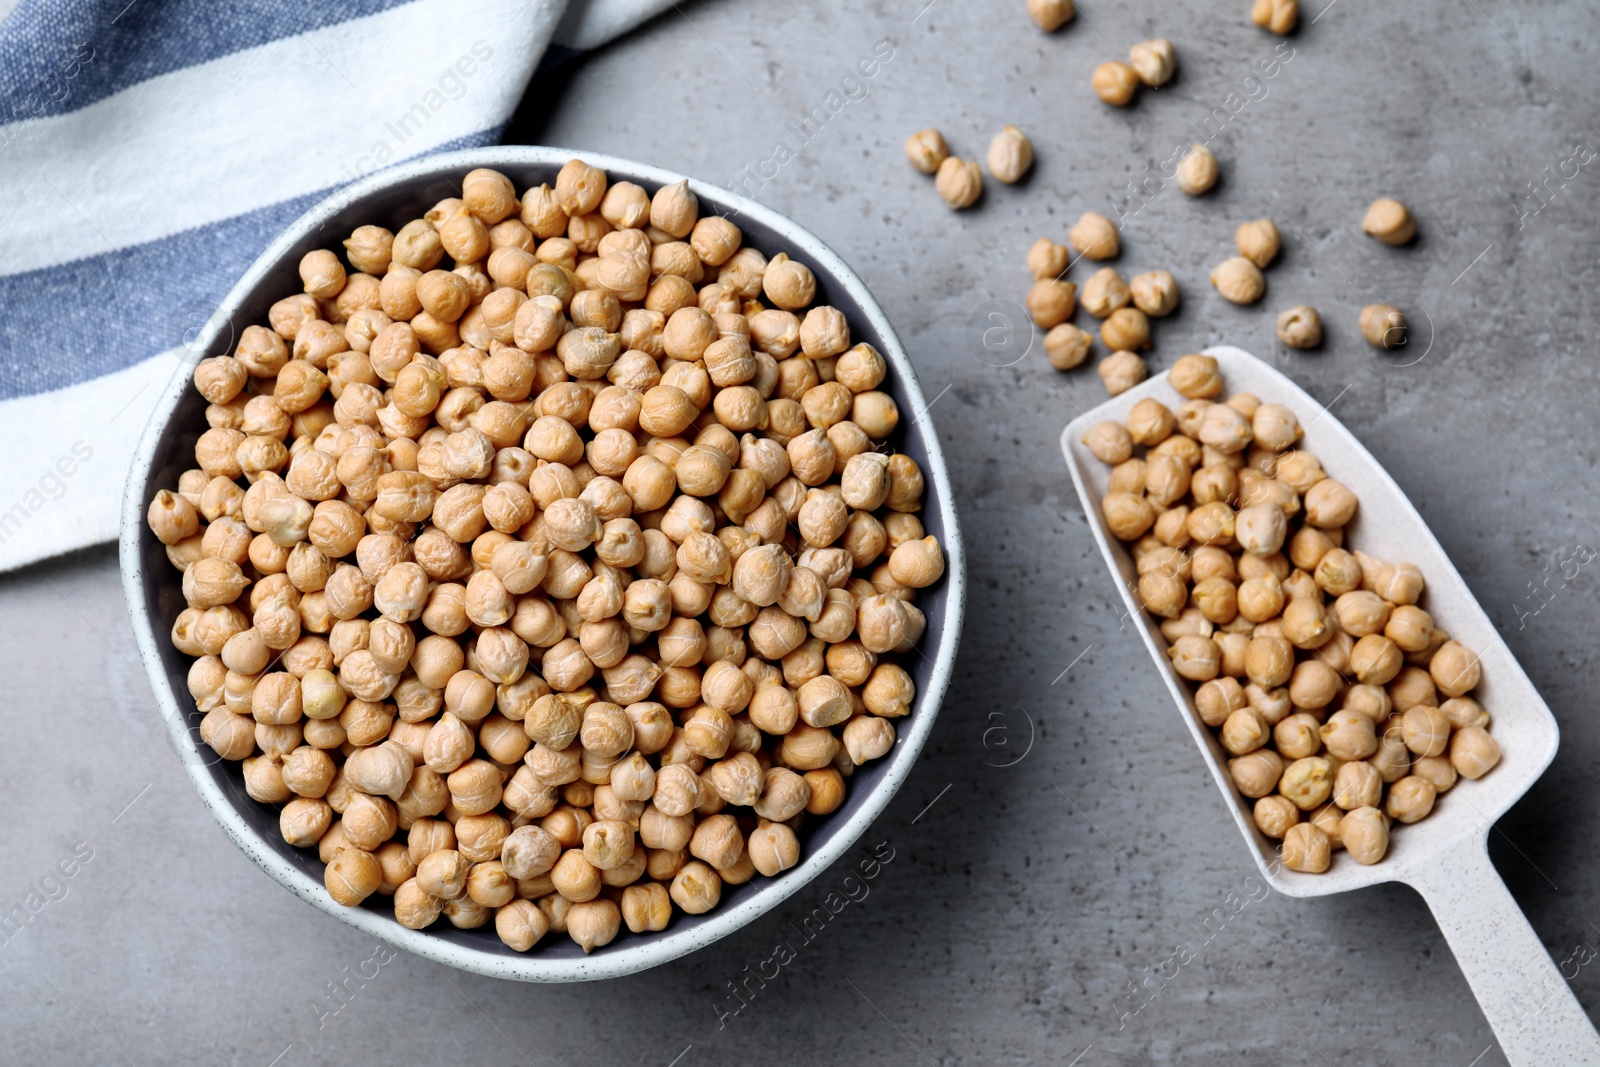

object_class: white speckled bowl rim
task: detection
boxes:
[1061,345,1558,897]
[120,146,965,982]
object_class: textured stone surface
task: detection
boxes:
[6,1,1600,1063]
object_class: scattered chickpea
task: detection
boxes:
[935,157,984,210]
[1175,144,1219,196]
[1276,305,1322,349]
[905,129,950,175]
[1234,220,1281,269]
[1045,324,1094,371]
[1068,212,1119,261]
[1028,0,1075,32]
[1027,237,1070,281]
[1251,0,1298,34]
[1128,271,1179,318]
[1362,197,1416,246]
[1128,39,1176,87]
[1081,268,1129,319]
[1359,304,1407,349]
[1092,61,1141,106]
[1211,257,1265,305]
[1027,279,1078,329]
[1098,351,1148,397]
[987,126,1035,184]
[1101,308,1150,352]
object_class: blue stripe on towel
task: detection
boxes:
[0,124,501,401]
[0,0,419,124]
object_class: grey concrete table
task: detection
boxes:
[6,1,1600,1063]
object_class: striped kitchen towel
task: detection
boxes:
[0,0,679,572]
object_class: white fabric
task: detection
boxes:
[1,0,555,273]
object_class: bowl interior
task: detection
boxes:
[1060,345,1557,897]
[123,148,963,979]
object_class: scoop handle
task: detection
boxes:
[1409,838,1600,1065]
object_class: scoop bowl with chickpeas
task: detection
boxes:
[121,147,964,983]
[1062,346,1598,1063]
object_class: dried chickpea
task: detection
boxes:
[1027,237,1069,281]
[1129,39,1176,87]
[987,126,1034,184]
[1092,61,1140,106]
[748,822,801,876]
[1276,305,1322,349]
[1221,706,1269,754]
[1129,271,1179,318]
[1169,355,1223,400]
[1337,807,1388,865]
[905,129,949,174]
[935,157,983,209]
[1083,422,1134,465]
[1438,696,1483,734]
[1429,640,1480,697]
[1170,635,1221,681]
[1027,279,1077,329]
[620,883,672,933]
[1254,795,1299,839]
[1081,268,1129,320]
[1176,145,1218,195]
[670,860,722,914]
[1360,304,1407,350]
[565,899,621,953]
[1362,197,1416,246]
[1450,726,1500,780]
[1386,776,1436,824]
[1229,749,1284,798]
[1029,0,1074,30]
[325,848,383,906]
[1252,0,1298,32]
[1211,257,1264,305]
[1303,478,1357,528]
[1100,308,1150,352]
[1281,823,1329,873]
[1279,757,1332,811]
[1069,213,1119,261]
[1235,220,1281,269]
[492,898,549,950]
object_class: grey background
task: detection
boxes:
[6,0,1600,1064]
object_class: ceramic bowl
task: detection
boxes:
[120,147,965,982]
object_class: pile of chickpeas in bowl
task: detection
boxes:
[144,160,947,954]
[1084,354,1500,874]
